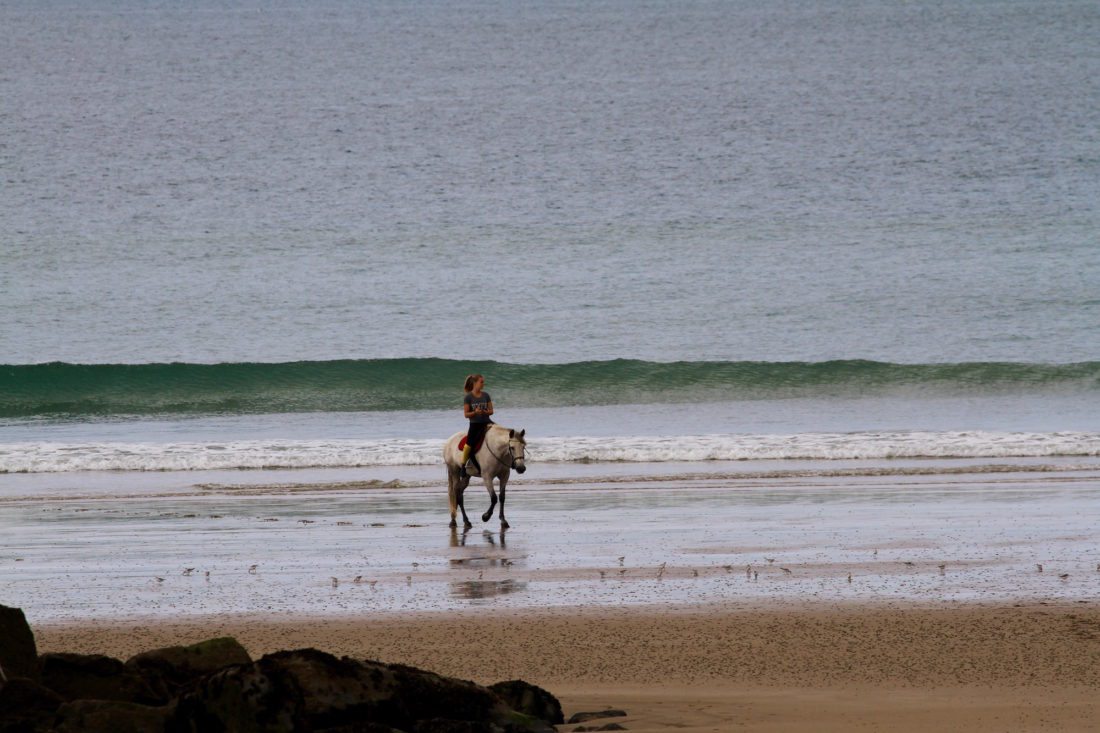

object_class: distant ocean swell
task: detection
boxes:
[2,431,1098,473]
[3,359,1099,419]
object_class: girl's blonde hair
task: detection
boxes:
[463,374,483,393]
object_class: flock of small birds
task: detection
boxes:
[142,551,1098,589]
[583,551,1096,585]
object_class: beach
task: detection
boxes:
[10,459,1100,729]
[34,605,1100,731]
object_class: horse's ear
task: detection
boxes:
[519,429,525,438]
[509,428,515,438]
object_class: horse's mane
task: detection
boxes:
[489,424,525,442]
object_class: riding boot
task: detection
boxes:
[459,442,473,477]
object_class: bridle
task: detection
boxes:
[486,431,526,470]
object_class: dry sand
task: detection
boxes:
[35,603,1100,731]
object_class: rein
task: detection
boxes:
[484,428,522,469]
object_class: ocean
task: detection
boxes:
[3,0,1099,480]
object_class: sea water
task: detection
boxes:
[2,0,1099,478]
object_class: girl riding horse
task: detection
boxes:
[460,373,493,478]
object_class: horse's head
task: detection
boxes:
[508,428,527,474]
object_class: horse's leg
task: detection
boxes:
[497,471,510,529]
[456,474,473,529]
[447,467,458,528]
[481,474,498,523]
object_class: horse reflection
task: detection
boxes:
[450,578,527,601]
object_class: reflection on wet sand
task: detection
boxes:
[449,526,507,549]
[450,578,528,601]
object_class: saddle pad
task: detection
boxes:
[458,434,485,452]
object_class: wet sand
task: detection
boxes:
[35,604,1100,731]
[5,460,1100,621]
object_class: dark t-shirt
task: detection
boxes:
[464,391,492,424]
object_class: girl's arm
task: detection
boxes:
[484,401,494,417]
[464,402,477,420]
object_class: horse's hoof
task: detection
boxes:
[481,513,491,523]
[500,520,510,529]
[449,519,457,528]
[464,521,473,529]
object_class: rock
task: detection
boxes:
[0,677,64,731]
[0,605,39,682]
[53,699,170,733]
[489,680,563,725]
[39,653,164,705]
[410,721,497,733]
[567,709,628,724]
[167,648,555,733]
[126,637,251,694]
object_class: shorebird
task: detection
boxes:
[182,568,194,576]
[155,576,165,583]
[298,519,315,524]
[599,570,606,580]
[847,573,852,583]
[722,564,733,573]
[1036,564,1043,572]
[745,564,752,578]
[406,575,413,584]
[903,561,915,567]
[618,568,628,577]
[336,521,352,526]
[477,571,484,580]
[411,562,420,570]
[353,575,363,584]
[248,564,259,574]
[873,549,878,556]
[502,559,514,567]
[331,577,339,588]
[368,580,378,589]
[765,558,776,564]
[938,564,946,573]
[1059,573,1070,580]
[205,571,210,580]
[692,569,699,577]
[753,571,758,581]
[618,556,625,566]
[780,567,792,575]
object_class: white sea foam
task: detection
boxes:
[1,431,1099,473]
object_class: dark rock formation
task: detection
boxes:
[39,653,164,705]
[566,709,628,724]
[126,637,251,696]
[53,700,171,733]
[489,680,563,725]
[167,648,554,733]
[0,605,39,682]
[0,677,64,732]
[0,606,564,733]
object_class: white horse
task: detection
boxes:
[443,425,527,529]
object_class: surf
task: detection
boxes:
[2,358,1098,419]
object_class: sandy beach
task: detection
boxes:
[34,604,1100,731]
[3,459,1094,730]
